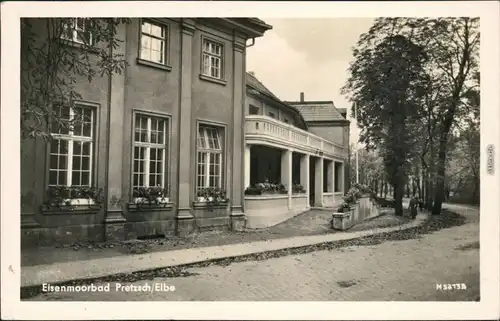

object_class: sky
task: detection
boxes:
[246,18,375,146]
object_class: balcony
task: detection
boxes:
[245,115,348,159]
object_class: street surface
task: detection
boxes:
[29,204,479,301]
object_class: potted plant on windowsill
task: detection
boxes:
[43,186,104,211]
[132,185,169,207]
[196,187,229,206]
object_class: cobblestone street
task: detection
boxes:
[30,205,479,301]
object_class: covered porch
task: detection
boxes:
[243,144,345,228]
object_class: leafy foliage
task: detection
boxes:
[44,186,104,208]
[343,18,480,213]
[197,187,229,205]
[21,18,131,140]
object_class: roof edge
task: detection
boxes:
[246,82,308,130]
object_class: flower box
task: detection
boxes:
[133,197,170,204]
[62,198,95,206]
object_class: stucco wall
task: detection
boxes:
[307,125,346,146]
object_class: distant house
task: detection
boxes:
[244,75,350,228]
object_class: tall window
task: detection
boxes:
[61,18,93,45]
[133,115,168,189]
[49,105,94,187]
[197,125,223,191]
[140,20,167,65]
[202,39,223,79]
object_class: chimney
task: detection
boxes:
[248,71,255,76]
[300,92,304,102]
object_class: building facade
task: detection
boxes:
[20,18,349,247]
[21,18,272,246]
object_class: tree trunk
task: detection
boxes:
[394,183,404,216]
[432,134,448,215]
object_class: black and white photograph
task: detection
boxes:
[1,1,499,320]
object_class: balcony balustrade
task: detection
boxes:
[245,115,348,159]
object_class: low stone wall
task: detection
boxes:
[332,196,381,231]
[245,194,308,229]
[291,194,308,211]
[322,193,335,207]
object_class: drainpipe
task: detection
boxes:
[246,37,255,48]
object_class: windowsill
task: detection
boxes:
[199,74,227,86]
[136,58,172,72]
[40,204,102,215]
[58,38,99,54]
[192,201,229,209]
[127,202,174,212]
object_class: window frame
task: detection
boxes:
[60,18,94,45]
[46,102,98,189]
[138,19,170,66]
[201,37,224,80]
[131,112,170,193]
[195,122,226,193]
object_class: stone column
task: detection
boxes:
[104,21,127,241]
[300,153,310,208]
[281,149,293,209]
[244,144,251,189]
[340,161,345,194]
[230,37,247,231]
[314,157,324,207]
[332,161,337,194]
[176,19,196,236]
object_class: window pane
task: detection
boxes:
[82,141,90,155]
[59,155,67,170]
[72,171,81,186]
[83,122,91,137]
[133,174,139,187]
[82,156,90,171]
[150,24,163,38]
[73,155,81,170]
[133,159,139,172]
[81,172,90,186]
[151,49,162,64]
[142,22,152,34]
[73,141,82,155]
[202,54,210,75]
[58,170,67,185]
[74,121,82,136]
[149,174,156,187]
[140,48,150,61]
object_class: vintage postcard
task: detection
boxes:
[1,1,499,320]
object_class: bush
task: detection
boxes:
[244,186,262,196]
[292,184,306,194]
[246,182,288,195]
